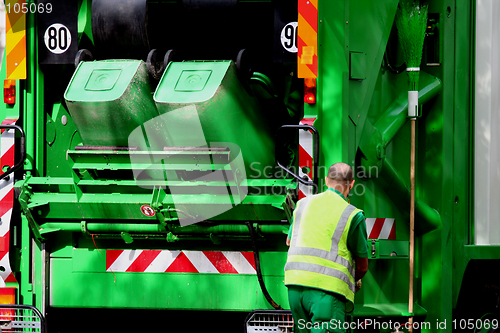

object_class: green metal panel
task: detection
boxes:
[314,0,348,172]
[64,60,159,147]
[24,1,36,175]
[4,0,500,331]
[49,249,288,310]
[331,0,486,331]
[349,52,366,81]
[369,239,409,259]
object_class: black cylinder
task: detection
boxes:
[91,0,149,59]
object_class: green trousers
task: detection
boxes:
[287,285,346,333]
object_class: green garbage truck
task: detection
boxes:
[0,0,498,332]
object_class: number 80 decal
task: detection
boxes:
[44,23,72,54]
[281,22,298,53]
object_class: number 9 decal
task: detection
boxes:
[281,22,298,53]
[44,23,72,54]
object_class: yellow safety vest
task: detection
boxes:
[284,190,361,305]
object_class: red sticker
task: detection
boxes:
[140,205,156,217]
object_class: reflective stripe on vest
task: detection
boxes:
[284,262,355,290]
[284,191,360,303]
[287,204,357,273]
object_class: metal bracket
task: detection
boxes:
[151,186,168,227]
[80,220,89,235]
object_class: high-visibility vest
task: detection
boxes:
[284,190,361,304]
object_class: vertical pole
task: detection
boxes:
[409,118,416,332]
[24,2,36,175]
[20,215,33,305]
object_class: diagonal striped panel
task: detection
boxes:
[144,250,181,272]
[5,0,27,80]
[106,250,143,272]
[126,250,162,272]
[240,251,256,271]
[0,191,14,223]
[365,218,396,239]
[183,251,218,273]
[0,119,19,285]
[105,249,124,269]
[203,251,238,274]
[166,252,199,273]
[298,118,316,199]
[222,251,256,274]
[298,0,318,78]
[106,250,257,274]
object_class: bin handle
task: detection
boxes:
[276,124,319,194]
[0,124,26,181]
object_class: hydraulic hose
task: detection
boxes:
[245,221,283,310]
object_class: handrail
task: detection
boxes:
[0,124,26,181]
[0,304,46,333]
[276,124,319,194]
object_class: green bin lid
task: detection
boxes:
[154,61,230,104]
[64,60,143,102]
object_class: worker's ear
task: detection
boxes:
[349,179,355,189]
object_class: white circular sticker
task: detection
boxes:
[44,23,71,54]
[281,22,298,53]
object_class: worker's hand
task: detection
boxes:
[286,236,290,246]
[355,280,362,293]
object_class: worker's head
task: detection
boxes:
[325,163,355,197]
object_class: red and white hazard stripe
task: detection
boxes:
[298,118,316,199]
[106,250,257,274]
[366,218,396,239]
[0,119,19,286]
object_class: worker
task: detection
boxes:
[284,162,369,333]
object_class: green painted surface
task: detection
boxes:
[50,250,288,310]
[2,1,498,331]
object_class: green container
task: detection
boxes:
[153,61,276,178]
[64,60,159,147]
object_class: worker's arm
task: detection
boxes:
[354,256,368,293]
[347,211,369,292]
[354,256,368,280]
[286,216,294,246]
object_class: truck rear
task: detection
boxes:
[0,1,499,333]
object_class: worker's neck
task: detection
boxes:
[327,185,349,199]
